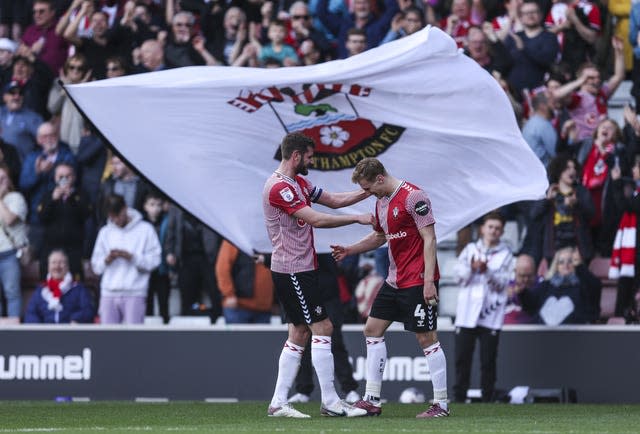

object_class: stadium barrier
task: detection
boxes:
[0,324,638,403]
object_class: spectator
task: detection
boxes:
[105,55,128,78]
[21,0,70,75]
[453,211,514,403]
[56,0,96,40]
[23,249,96,324]
[345,28,367,58]
[0,37,16,88]
[525,246,601,324]
[119,0,163,48]
[256,20,299,66]
[286,1,331,57]
[525,155,594,266]
[91,193,161,324]
[608,155,640,322]
[546,0,602,73]
[215,239,274,324]
[551,38,625,141]
[522,92,558,167]
[464,24,512,78]
[76,122,108,256]
[62,5,133,79]
[142,190,171,323]
[441,0,475,47]
[0,80,44,162]
[576,118,628,255]
[19,122,76,256]
[97,155,150,225]
[298,38,322,66]
[201,6,247,66]
[37,162,92,280]
[7,51,53,120]
[0,163,27,320]
[165,205,221,320]
[381,6,426,45]
[503,0,559,99]
[492,0,524,42]
[48,54,92,155]
[136,39,165,72]
[316,0,399,58]
[0,134,21,187]
[630,1,640,109]
[503,254,539,324]
[164,11,219,68]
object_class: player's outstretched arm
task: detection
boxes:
[331,230,387,261]
[316,189,371,209]
[293,206,373,228]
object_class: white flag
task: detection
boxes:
[66,26,547,255]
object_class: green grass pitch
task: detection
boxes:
[0,401,639,433]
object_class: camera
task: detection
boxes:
[57,177,69,187]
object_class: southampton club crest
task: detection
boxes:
[228,83,405,170]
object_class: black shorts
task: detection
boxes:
[369,282,439,332]
[272,270,328,326]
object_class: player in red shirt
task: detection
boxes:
[263,132,372,418]
[331,157,450,418]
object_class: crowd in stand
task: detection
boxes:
[0,0,639,325]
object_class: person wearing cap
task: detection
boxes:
[0,80,43,162]
[0,38,17,88]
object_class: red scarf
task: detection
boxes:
[46,278,62,299]
[610,212,637,279]
[582,143,614,189]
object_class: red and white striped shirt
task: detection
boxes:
[374,181,440,289]
[263,172,322,273]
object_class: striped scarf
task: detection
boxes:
[609,212,637,279]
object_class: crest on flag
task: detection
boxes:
[228,83,405,171]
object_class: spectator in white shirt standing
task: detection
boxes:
[453,211,514,403]
[91,193,161,324]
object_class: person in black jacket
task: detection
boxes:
[38,162,92,280]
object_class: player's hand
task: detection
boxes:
[424,281,438,306]
[330,244,349,261]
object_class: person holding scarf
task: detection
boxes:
[609,155,640,323]
[24,249,95,323]
[577,118,630,255]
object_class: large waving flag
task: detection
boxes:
[66,26,547,255]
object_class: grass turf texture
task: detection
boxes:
[0,402,639,433]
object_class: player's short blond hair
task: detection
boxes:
[351,157,387,183]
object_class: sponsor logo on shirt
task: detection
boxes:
[414,201,429,216]
[386,231,407,240]
[279,187,294,202]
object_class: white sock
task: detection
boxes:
[311,335,340,407]
[423,341,448,410]
[270,340,304,408]
[364,336,386,403]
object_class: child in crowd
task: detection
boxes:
[142,191,170,323]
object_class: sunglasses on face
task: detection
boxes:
[33,8,48,15]
[292,15,310,20]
